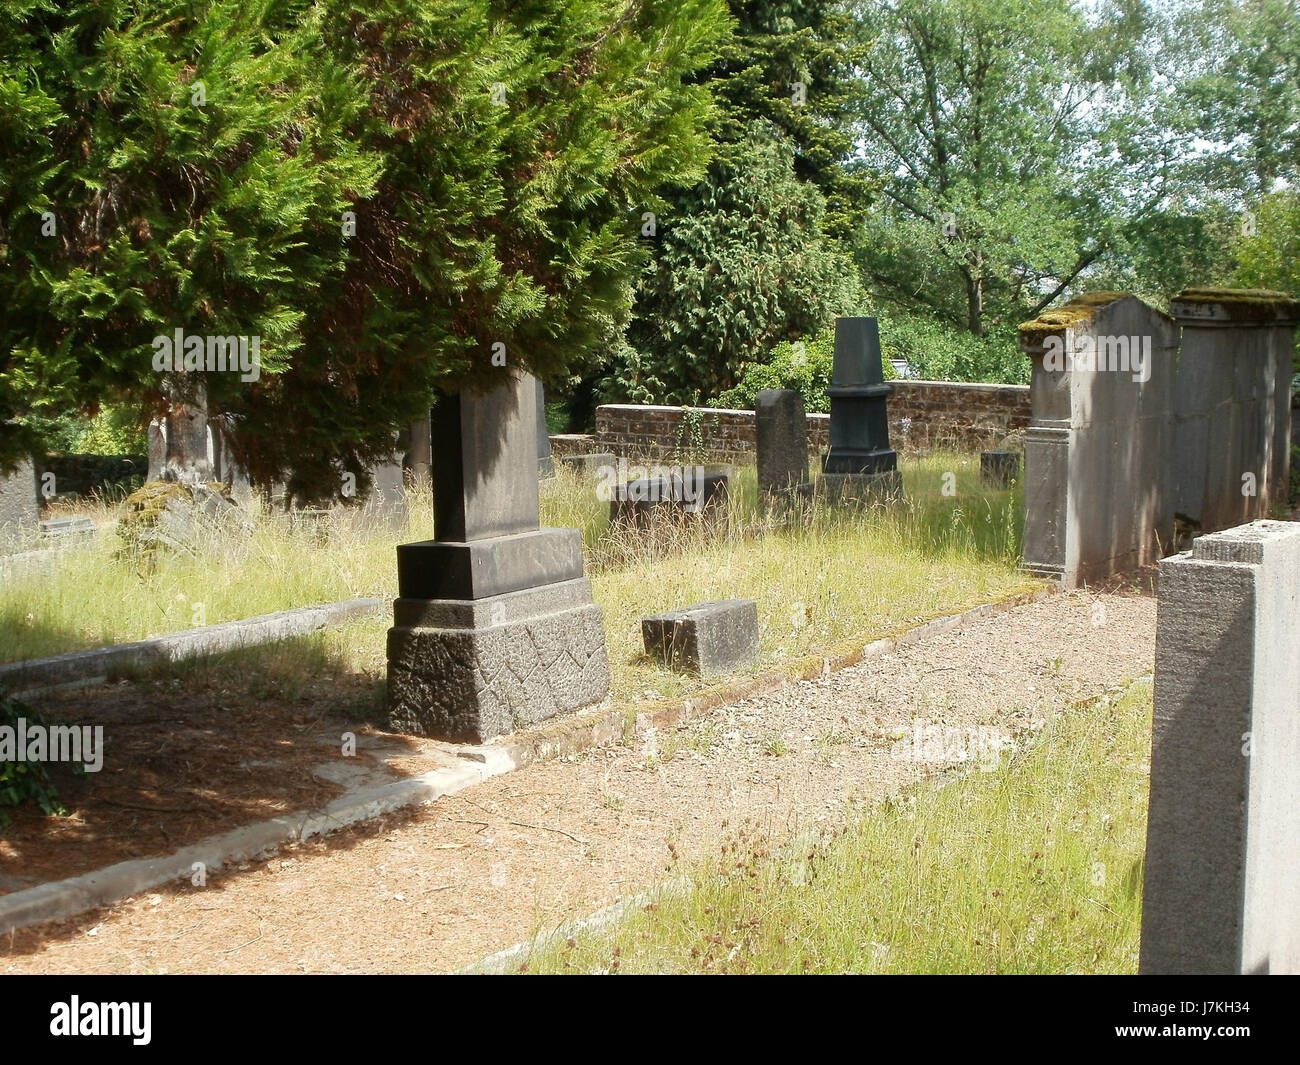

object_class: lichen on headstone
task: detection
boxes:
[117,480,253,558]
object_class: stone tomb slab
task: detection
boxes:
[609,470,731,528]
[642,599,759,678]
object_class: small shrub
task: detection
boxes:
[0,689,67,828]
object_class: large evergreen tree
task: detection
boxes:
[589,0,863,411]
[1,0,728,497]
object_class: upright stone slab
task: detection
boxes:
[821,318,901,498]
[0,457,40,546]
[979,450,1020,489]
[535,378,554,479]
[1169,288,1299,532]
[1141,521,1300,975]
[755,389,809,495]
[386,371,610,743]
[359,456,408,532]
[1019,293,1178,586]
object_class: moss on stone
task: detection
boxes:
[1172,287,1300,323]
[1017,291,1133,349]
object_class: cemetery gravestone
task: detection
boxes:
[536,378,554,478]
[979,450,1020,489]
[559,452,617,477]
[756,389,810,496]
[386,370,610,743]
[642,599,760,678]
[0,457,40,546]
[609,468,731,529]
[821,317,902,499]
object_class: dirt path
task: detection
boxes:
[2,587,1156,974]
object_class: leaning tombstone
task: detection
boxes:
[386,370,610,743]
[820,317,902,500]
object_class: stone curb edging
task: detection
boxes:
[0,598,386,693]
[0,585,1053,938]
[0,748,518,936]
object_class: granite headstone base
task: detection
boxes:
[818,469,904,503]
[387,577,611,743]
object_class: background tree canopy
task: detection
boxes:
[3,0,1298,476]
[0,0,728,496]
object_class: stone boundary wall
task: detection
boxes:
[593,381,1030,463]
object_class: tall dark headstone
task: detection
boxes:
[755,389,809,495]
[536,378,554,478]
[386,370,610,742]
[821,317,901,499]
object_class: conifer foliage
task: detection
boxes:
[0,0,727,499]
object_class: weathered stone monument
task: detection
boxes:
[1169,288,1298,531]
[1020,293,1179,585]
[1141,520,1300,974]
[979,450,1020,489]
[0,457,40,546]
[358,455,408,531]
[1020,288,1297,587]
[558,452,616,477]
[821,317,901,498]
[386,370,610,743]
[608,467,731,529]
[755,389,809,496]
[642,599,759,678]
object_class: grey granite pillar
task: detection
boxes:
[0,457,40,546]
[756,389,809,495]
[386,370,609,742]
[1141,520,1300,974]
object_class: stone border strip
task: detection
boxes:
[0,585,1052,937]
[0,598,385,694]
[0,748,518,936]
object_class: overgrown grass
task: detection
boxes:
[1,453,1036,706]
[515,677,1152,975]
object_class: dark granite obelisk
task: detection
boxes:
[386,370,609,742]
[821,317,902,499]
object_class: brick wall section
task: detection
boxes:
[594,381,1030,463]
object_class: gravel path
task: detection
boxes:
[2,587,1156,974]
